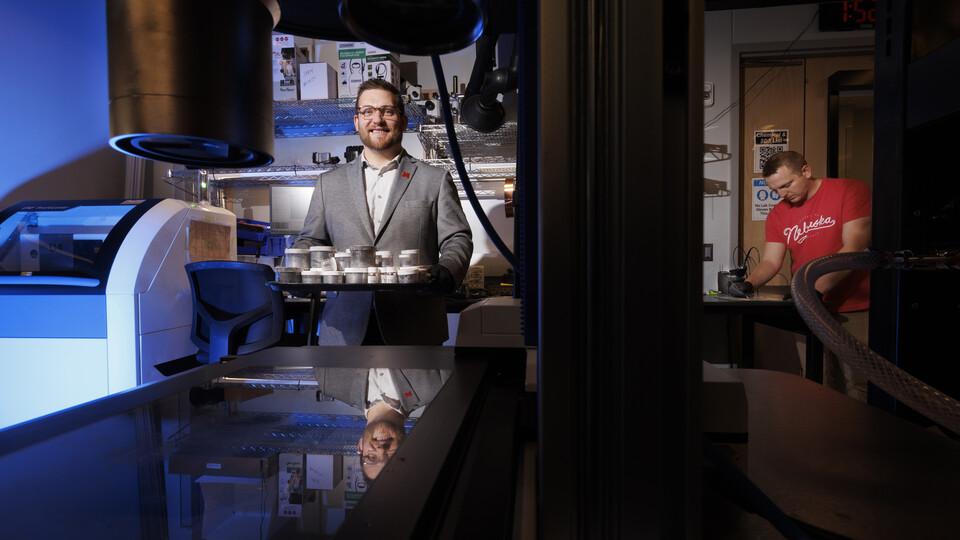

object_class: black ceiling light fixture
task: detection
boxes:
[107,0,280,168]
[337,0,485,56]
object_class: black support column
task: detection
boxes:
[538,0,704,537]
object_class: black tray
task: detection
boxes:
[268,281,426,293]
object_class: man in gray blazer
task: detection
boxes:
[293,79,473,345]
[314,367,452,481]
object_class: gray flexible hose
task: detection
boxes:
[791,251,960,434]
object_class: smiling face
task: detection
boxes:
[354,88,406,153]
[764,163,816,205]
[358,418,406,481]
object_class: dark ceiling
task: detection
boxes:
[274,0,518,41]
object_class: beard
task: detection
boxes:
[358,120,404,152]
[363,418,406,445]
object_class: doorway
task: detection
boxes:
[828,69,874,184]
[738,54,874,285]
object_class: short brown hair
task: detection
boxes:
[356,79,404,110]
[762,150,807,178]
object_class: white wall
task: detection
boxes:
[703,10,737,292]
[701,5,873,292]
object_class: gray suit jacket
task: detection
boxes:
[313,368,452,416]
[293,153,473,345]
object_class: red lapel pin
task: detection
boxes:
[404,391,412,398]
[401,171,410,179]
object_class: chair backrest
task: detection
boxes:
[185,260,283,363]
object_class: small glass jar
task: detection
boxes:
[398,249,420,267]
[376,250,394,268]
[283,248,311,269]
[334,252,351,270]
[275,267,302,283]
[301,269,324,284]
[309,245,337,268]
[380,266,398,284]
[344,267,367,284]
[397,266,420,283]
[318,257,339,271]
[350,245,376,268]
[366,267,380,284]
[320,270,343,284]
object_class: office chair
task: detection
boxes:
[185,260,284,364]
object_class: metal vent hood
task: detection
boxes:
[107,0,280,168]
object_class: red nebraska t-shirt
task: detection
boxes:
[765,177,871,312]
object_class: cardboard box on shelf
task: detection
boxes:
[299,62,338,100]
[337,41,401,98]
[273,33,308,101]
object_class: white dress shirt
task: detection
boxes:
[362,155,400,234]
[365,368,405,416]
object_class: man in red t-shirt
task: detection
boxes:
[728,151,872,400]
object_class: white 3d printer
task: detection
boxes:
[0,199,236,429]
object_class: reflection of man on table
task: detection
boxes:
[728,151,871,401]
[292,78,473,346]
[314,367,450,481]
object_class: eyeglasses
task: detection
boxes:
[356,105,402,119]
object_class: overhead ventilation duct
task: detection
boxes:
[107,0,280,168]
[337,0,485,55]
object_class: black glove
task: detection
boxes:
[727,280,753,298]
[426,264,456,294]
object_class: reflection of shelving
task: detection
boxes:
[419,122,517,161]
[169,412,364,467]
[165,165,335,189]
[274,98,426,138]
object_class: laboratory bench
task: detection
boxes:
[703,285,825,383]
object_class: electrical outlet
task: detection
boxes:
[703,244,713,261]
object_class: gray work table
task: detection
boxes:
[715,365,960,538]
[703,286,825,383]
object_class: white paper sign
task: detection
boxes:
[752,178,781,221]
[306,454,335,490]
[753,129,789,173]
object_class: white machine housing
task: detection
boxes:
[0,199,236,429]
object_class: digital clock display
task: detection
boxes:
[819,0,877,32]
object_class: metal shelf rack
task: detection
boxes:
[418,122,517,162]
[164,103,517,205]
[423,160,516,199]
[274,98,427,138]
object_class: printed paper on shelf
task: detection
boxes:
[337,41,401,97]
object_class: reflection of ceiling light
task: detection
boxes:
[338,0,485,56]
[107,0,279,168]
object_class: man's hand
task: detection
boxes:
[426,264,456,294]
[727,281,753,298]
